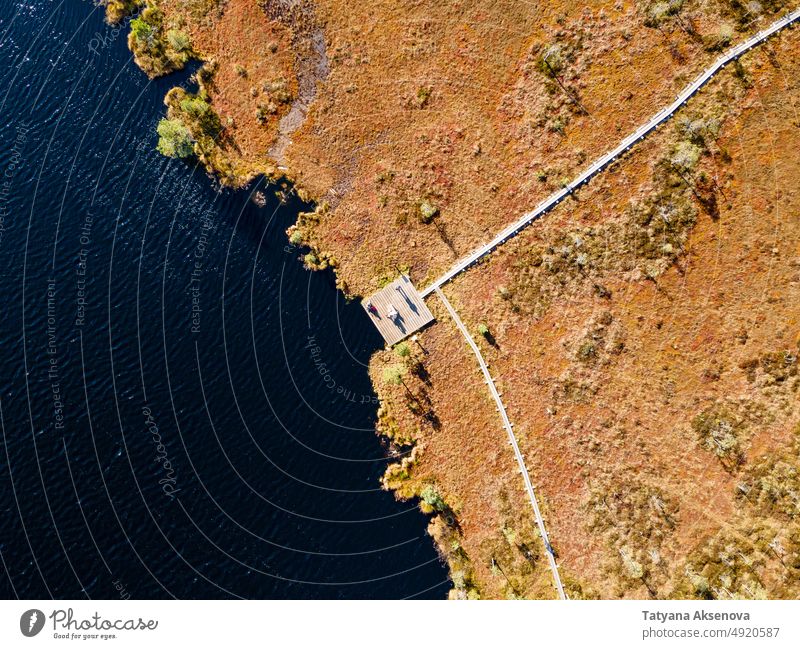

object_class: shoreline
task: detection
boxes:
[103,0,800,599]
[104,0,460,593]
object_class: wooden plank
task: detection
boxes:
[362,276,435,346]
[434,288,566,599]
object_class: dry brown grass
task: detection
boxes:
[444,36,800,597]
[136,0,297,182]
[370,302,559,599]
[288,0,789,294]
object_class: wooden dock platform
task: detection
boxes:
[362,275,435,346]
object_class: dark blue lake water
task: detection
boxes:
[0,0,447,599]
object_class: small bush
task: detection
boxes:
[104,0,143,24]
[538,43,567,78]
[416,86,432,108]
[156,119,194,158]
[166,29,191,53]
[264,77,292,104]
[256,102,278,124]
[704,24,735,52]
[420,484,448,512]
[741,455,800,520]
[128,7,194,77]
[418,200,439,224]
[382,365,405,386]
[641,0,685,28]
[177,95,220,137]
[669,140,703,172]
[677,117,721,147]
[762,351,798,381]
[576,340,597,362]
[692,407,744,469]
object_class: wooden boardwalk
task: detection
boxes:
[420,6,800,297]
[434,287,566,599]
[362,276,434,346]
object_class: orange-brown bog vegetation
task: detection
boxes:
[444,37,800,598]
[109,0,800,598]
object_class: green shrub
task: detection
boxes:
[420,484,448,512]
[669,140,703,172]
[416,86,432,108]
[382,365,405,386]
[156,119,194,158]
[166,29,191,53]
[178,95,220,136]
[128,7,192,77]
[418,200,439,224]
[179,95,210,119]
[130,16,155,43]
[538,43,567,78]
